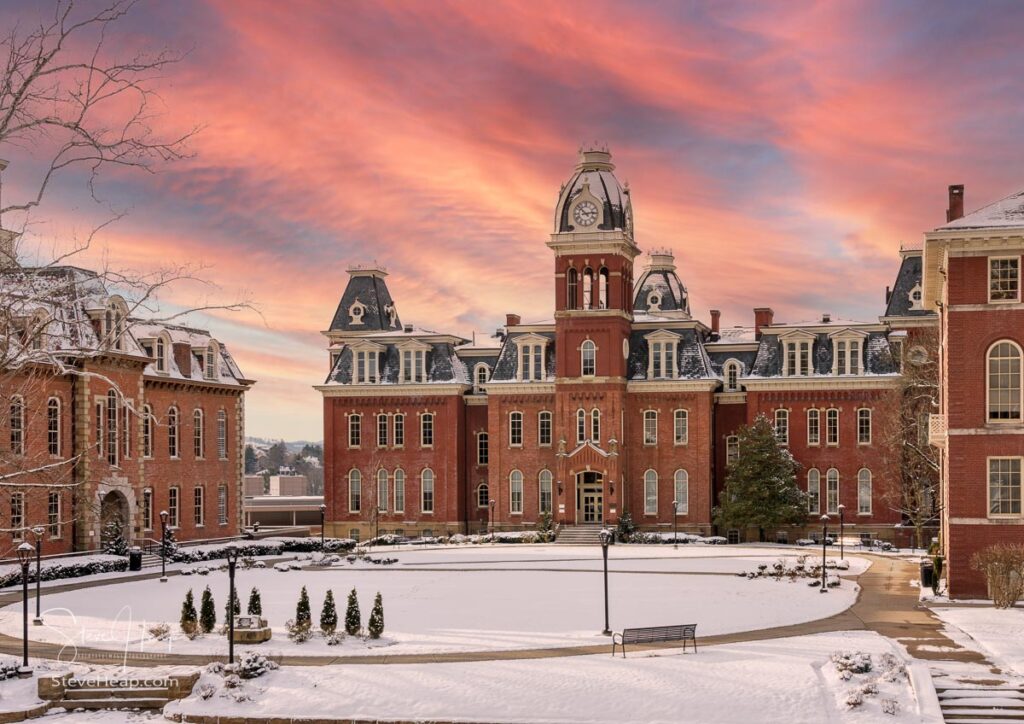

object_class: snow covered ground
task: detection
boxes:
[166,631,922,724]
[933,606,1024,676]
[0,546,865,657]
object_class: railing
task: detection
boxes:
[928,414,947,448]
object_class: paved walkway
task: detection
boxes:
[0,553,996,669]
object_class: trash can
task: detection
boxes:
[920,560,934,589]
[129,546,143,572]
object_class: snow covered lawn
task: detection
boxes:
[0,546,864,657]
[933,606,1024,676]
[167,632,921,724]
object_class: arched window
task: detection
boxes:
[858,469,872,514]
[577,408,586,444]
[674,470,688,515]
[988,341,1022,421]
[377,468,389,512]
[107,390,119,466]
[539,470,553,513]
[477,483,489,508]
[644,470,658,515]
[421,469,434,513]
[205,340,219,380]
[142,404,153,458]
[348,469,362,512]
[474,363,490,389]
[582,268,594,309]
[581,340,596,377]
[807,469,820,513]
[509,411,523,446]
[509,470,524,514]
[826,468,839,514]
[47,398,61,456]
[674,409,688,445]
[394,469,405,512]
[567,268,579,310]
[724,360,741,391]
[9,395,24,455]
[167,406,179,458]
[598,267,609,309]
[155,334,168,373]
[591,408,601,443]
[193,409,205,459]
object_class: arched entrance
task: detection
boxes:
[100,490,130,550]
[575,471,604,525]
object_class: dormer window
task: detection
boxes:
[205,340,219,381]
[646,291,662,313]
[645,330,679,379]
[830,330,867,376]
[781,331,815,377]
[723,360,742,391]
[396,340,429,383]
[103,297,129,351]
[348,300,367,325]
[154,333,170,374]
[474,363,490,391]
[908,283,924,311]
[350,341,384,384]
[513,334,548,382]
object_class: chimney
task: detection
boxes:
[403,324,413,333]
[821,313,831,324]
[505,313,520,328]
[709,309,721,334]
[753,307,774,340]
[946,184,964,222]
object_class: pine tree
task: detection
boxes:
[367,592,384,639]
[296,586,312,628]
[179,589,198,636]
[247,587,262,616]
[224,588,240,622]
[199,586,216,634]
[713,415,806,536]
[102,514,129,556]
[344,587,361,636]
[320,589,338,634]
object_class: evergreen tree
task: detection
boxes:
[367,592,384,639]
[179,589,198,635]
[320,589,338,634]
[199,586,216,634]
[102,514,129,556]
[713,415,806,535]
[244,444,259,474]
[296,586,312,628]
[344,587,361,636]
[247,587,262,616]
[224,588,240,622]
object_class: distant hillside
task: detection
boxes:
[246,437,323,454]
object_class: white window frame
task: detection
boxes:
[396,340,429,384]
[377,413,389,448]
[989,256,1021,303]
[348,469,362,512]
[217,485,228,526]
[394,469,405,513]
[217,410,228,460]
[509,411,523,447]
[988,340,1023,423]
[590,408,600,444]
[830,330,867,376]
[477,432,489,465]
[394,413,405,447]
[377,468,389,512]
[8,395,24,456]
[348,413,362,449]
[421,413,434,447]
[781,331,815,377]
[474,363,490,390]
[168,486,180,528]
[723,360,741,391]
[47,397,61,457]
[539,470,553,514]
[674,470,688,515]
[774,409,789,446]
[643,410,658,446]
[857,469,872,514]
[644,470,658,515]
[167,406,180,459]
[538,411,552,447]
[645,330,679,380]
[421,469,434,514]
[476,482,489,509]
[513,334,549,382]
[726,435,739,464]
[11,491,24,540]
[826,469,839,515]
[143,488,153,531]
[807,469,820,514]
[857,408,872,445]
[988,456,1022,517]
[581,339,597,377]
[194,485,205,527]
[674,409,688,446]
[576,408,587,445]
[47,490,61,539]
[807,408,820,446]
[510,470,524,514]
[826,408,840,446]
[193,409,205,459]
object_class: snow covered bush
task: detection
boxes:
[0,554,128,589]
[345,587,361,636]
[225,652,279,680]
[0,655,21,680]
[844,690,863,709]
[367,592,384,639]
[147,622,171,641]
[881,698,899,715]
[325,631,344,646]
[180,590,199,639]
[320,589,338,635]
[170,537,356,564]
[273,562,293,573]
[831,651,872,677]
[877,653,907,682]
[285,618,312,643]
[971,543,1024,608]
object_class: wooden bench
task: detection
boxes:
[611,624,697,657]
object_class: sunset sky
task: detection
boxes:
[4,0,1024,441]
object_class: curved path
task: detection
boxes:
[0,553,972,667]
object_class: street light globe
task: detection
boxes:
[598,528,612,545]
[16,541,33,565]
[820,515,830,523]
[159,510,169,524]
[225,542,240,564]
[837,504,846,512]
[31,526,45,537]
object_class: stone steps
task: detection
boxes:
[40,672,198,714]
[555,527,606,545]
[935,686,1024,723]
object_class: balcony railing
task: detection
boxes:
[928,414,947,448]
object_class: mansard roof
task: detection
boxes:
[633,251,690,317]
[626,327,711,381]
[937,188,1024,231]
[749,327,898,378]
[884,251,934,318]
[554,148,631,234]
[489,331,556,383]
[328,266,402,333]
[326,335,470,386]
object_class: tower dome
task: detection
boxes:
[633,249,690,318]
[553,146,633,238]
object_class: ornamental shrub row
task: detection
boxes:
[0,555,128,589]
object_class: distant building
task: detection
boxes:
[269,473,309,496]
[243,475,266,497]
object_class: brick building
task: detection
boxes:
[320,147,924,545]
[1,263,253,555]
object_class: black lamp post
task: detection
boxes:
[225,543,239,664]
[159,510,169,582]
[837,504,846,561]
[30,526,44,625]
[671,500,679,549]
[489,499,496,540]
[819,514,830,593]
[599,528,612,635]
[319,503,327,548]
[16,542,33,674]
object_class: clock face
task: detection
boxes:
[573,201,599,227]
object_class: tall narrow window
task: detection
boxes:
[377,469,389,512]
[807,409,820,446]
[598,267,609,309]
[857,409,872,444]
[168,486,180,527]
[394,414,405,447]
[217,410,227,459]
[826,408,839,445]
[47,398,61,456]
[581,340,596,377]
[509,411,523,446]
[644,410,658,445]
[474,364,489,389]
[509,470,524,514]
[538,411,552,446]
[807,469,820,513]
[724,361,740,391]
[577,409,587,445]
[644,470,658,515]
[421,469,434,513]
[168,406,179,458]
[567,268,578,309]
[155,336,166,373]
[218,485,228,525]
[9,396,24,455]
[477,433,489,465]
[836,340,847,375]
[726,435,739,464]
[647,338,678,379]
[989,341,1022,421]
[990,257,1021,302]
[194,486,205,526]
[674,410,688,445]
[989,457,1021,516]
[95,401,103,458]
[785,340,812,376]
[122,401,131,460]
[539,470,553,513]
[590,408,600,443]
[394,470,405,513]
[582,268,594,309]
[377,413,388,447]
[774,409,789,445]
[107,391,119,466]
[143,405,153,458]
[205,344,217,380]
[348,413,361,448]
[421,413,434,447]
[348,469,361,512]
[857,469,872,514]
[11,492,24,539]
[143,489,153,530]
[477,482,489,508]
[48,492,61,538]
[826,469,839,514]
[193,409,205,459]
[674,470,688,515]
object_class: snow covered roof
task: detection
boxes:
[938,188,1024,230]
[633,251,690,317]
[328,267,402,333]
[708,327,757,344]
